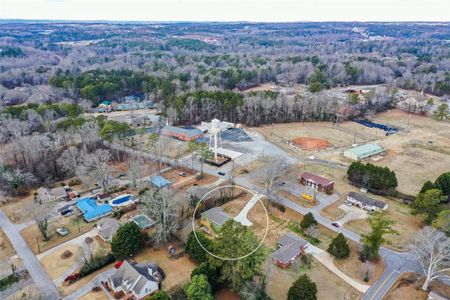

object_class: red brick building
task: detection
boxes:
[299,171,334,192]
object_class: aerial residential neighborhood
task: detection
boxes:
[0,2,449,300]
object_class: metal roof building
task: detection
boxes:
[76,197,113,222]
[344,143,384,161]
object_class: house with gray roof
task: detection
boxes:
[108,260,163,300]
[96,217,120,241]
[37,186,67,202]
[272,233,309,268]
[200,207,231,235]
[347,191,388,211]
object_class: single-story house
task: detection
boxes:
[149,176,172,189]
[108,260,163,300]
[272,233,309,269]
[200,207,231,234]
[37,187,68,202]
[76,197,113,222]
[343,143,384,161]
[97,217,120,241]
[161,125,203,142]
[299,172,334,192]
[347,191,388,211]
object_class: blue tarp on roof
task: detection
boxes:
[149,176,172,188]
[76,197,112,222]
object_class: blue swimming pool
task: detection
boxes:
[110,194,133,206]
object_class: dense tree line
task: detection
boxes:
[347,162,398,194]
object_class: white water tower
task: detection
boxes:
[209,119,223,160]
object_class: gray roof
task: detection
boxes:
[97,217,120,240]
[161,125,203,138]
[348,192,387,209]
[201,207,230,227]
[272,233,309,264]
[110,260,162,295]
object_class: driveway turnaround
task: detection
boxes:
[0,209,60,299]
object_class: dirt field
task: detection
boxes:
[0,229,14,260]
[40,244,82,280]
[266,256,362,300]
[134,135,189,159]
[344,197,423,251]
[21,216,95,254]
[214,289,240,300]
[134,245,197,292]
[292,136,332,150]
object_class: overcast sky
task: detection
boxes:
[1,0,449,22]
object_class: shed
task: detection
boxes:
[344,143,384,160]
[149,176,172,188]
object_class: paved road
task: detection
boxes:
[113,131,426,300]
[0,209,60,299]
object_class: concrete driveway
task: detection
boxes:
[305,244,371,293]
[336,204,368,226]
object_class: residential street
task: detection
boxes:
[0,209,60,300]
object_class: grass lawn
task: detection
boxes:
[40,244,82,280]
[321,199,346,220]
[0,229,14,260]
[79,290,109,300]
[21,215,95,254]
[344,198,423,251]
[59,264,114,297]
[134,244,197,292]
[333,242,384,285]
[277,190,318,208]
[266,256,362,300]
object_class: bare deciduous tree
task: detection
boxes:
[76,149,113,191]
[260,157,286,206]
[141,188,179,246]
[411,226,450,291]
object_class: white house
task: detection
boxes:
[347,192,388,211]
[37,187,67,202]
[108,260,163,300]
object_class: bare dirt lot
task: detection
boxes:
[266,256,362,300]
[292,136,332,151]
